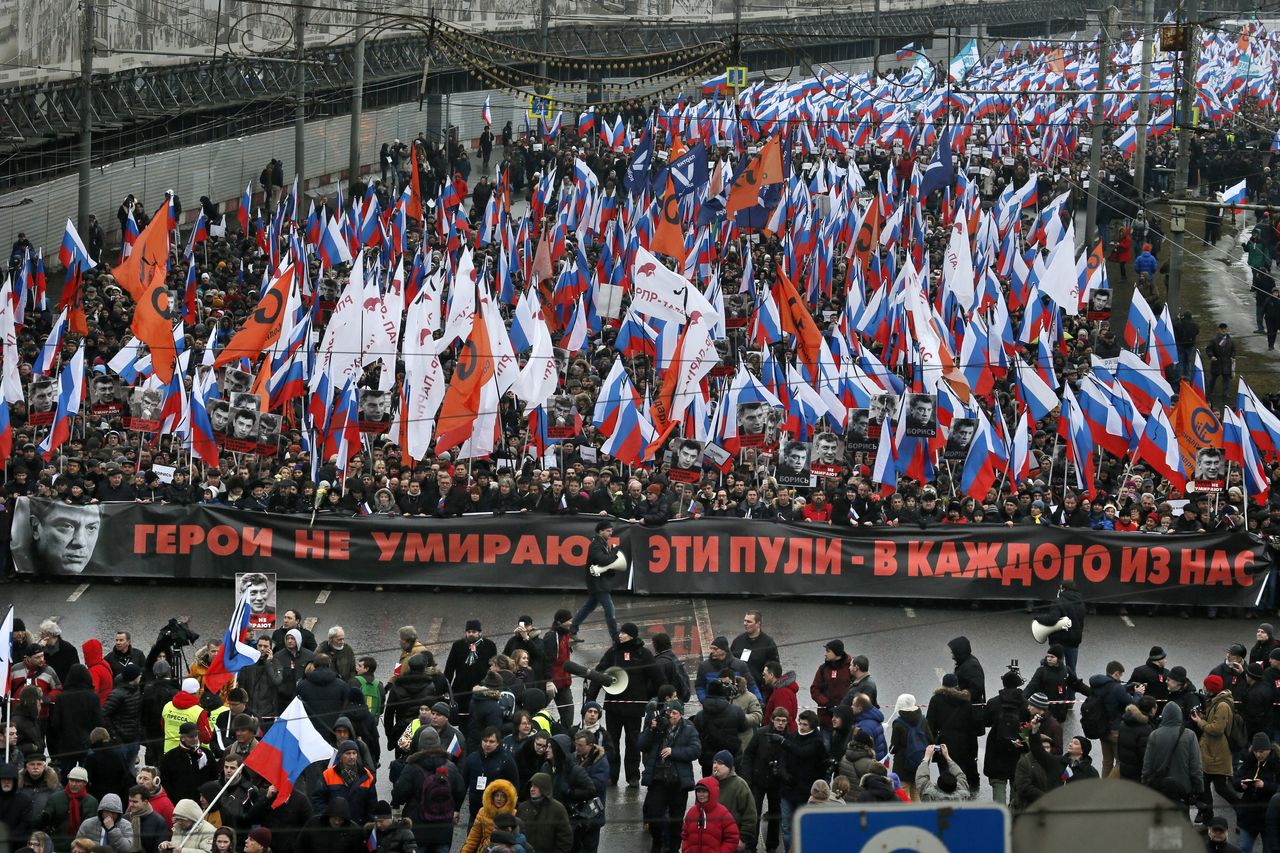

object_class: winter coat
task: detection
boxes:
[545,734,597,811]
[915,755,971,802]
[466,684,507,751]
[102,679,144,745]
[245,786,312,853]
[18,767,59,820]
[362,817,416,853]
[237,660,278,721]
[294,804,363,853]
[1025,660,1086,722]
[514,792,572,853]
[1116,704,1154,781]
[654,648,692,703]
[925,686,976,766]
[850,705,887,760]
[693,695,748,766]
[158,745,218,805]
[889,709,932,779]
[41,786,99,848]
[839,741,887,795]
[269,647,316,706]
[1030,732,1098,787]
[461,778,517,853]
[1197,690,1236,776]
[681,777,740,853]
[947,637,987,707]
[1088,673,1140,732]
[730,679,762,752]
[639,718,702,789]
[390,748,465,847]
[75,794,133,853]
[1141,704,1203,795]
[1042,589,1086,648]
[696,656,761,703]
[0,785,32,844]
[82,640,114,705]
[714,771,756,847]
[312,762,377,826]
[83,743,133,802]
[1012,751,1049,811]
[460,746,520,819]
[1237,748,1280,834]
[1130,661,1169,702]
[763,672,800,732]
[1244,677,1275,736]
[741,727,787,791]
[296,667,351,735]
[383,665,449,745]
[809,655,852,729]
[983,687,1028,781]
[315,642,358,682]
[169,798,217,852]
[781,728,829,803]
[48,665,105,758]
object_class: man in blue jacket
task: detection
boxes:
[639,699,701,853]
[1089,660,1146,777]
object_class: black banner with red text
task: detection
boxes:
[10,499,1271,606]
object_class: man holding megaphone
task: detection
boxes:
[570,521,624,646]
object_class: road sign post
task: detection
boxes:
[795,802,1010,853]
[726,66,748,88]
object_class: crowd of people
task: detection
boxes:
[8,587,1280,853]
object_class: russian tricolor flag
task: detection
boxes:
[38,347,84,460]
[189,370,220,467]
[1136,403,1187,491]
[320,214,354,267]
[204,590,261,693]
[1221,179,1247,208]
[242,696,334,806]
[33,308,68,376]
[58,219,95,271]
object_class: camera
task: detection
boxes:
[156,617,199,653]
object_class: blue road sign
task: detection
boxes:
[795,802,1010,853]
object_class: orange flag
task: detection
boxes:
[772,269,824,378]
[725,138,783,219]
[213,267,294,369]
[132,264,177,384]
[651,177,686,263]
[113,209,170,301]
[435,309,495,452]
[1171,379,1224,476]
[851,195,883,273]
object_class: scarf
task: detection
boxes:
[465,640,481,667]
[64,784,88,835]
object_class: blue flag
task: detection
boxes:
[668,141,709,197]
[918,126,954,198]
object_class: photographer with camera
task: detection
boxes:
[639,698,700,853]
[741,707,789,853]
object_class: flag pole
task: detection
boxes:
[180,764,243,846]
[1044,433,1059,494]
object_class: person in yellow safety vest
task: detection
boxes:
[162,677,212,753]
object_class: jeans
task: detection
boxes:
[1240,827,1260,852]
[1177,345,1195,381]
[753,785,781,851]
[781,798,802,851]
[990,777,1009,805]
[1208,372,1232,407]
[572,591,619,642]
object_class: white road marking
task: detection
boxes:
[1121,615,1135,628]
[66,584,89,602]
[904,607,916,619]
[692,598,714,656]
[315,588,331,605]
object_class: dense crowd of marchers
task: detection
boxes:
[9,586,1280,852]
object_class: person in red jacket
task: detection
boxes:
[762,662,799,733]
[809,640,852,731]
[681,776,740,853]
[82,639,113,704]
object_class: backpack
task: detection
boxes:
[498,691,517,722]
[356,675,383,716]
[894,718,928,770]
[419,765,455,823]
[1080,692,1109,740]
[1227,703,1249,751]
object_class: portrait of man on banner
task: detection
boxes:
[237,571,277,630]
[12,498,102,576]
[905,393,937,437]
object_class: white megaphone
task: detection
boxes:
[1032,616,1072,644]
[589,552,627,578]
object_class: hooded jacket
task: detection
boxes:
[1116,704,1154,781]
[713,770,756,847]
[926,686,976,764]
[75,793,133,853]
[1043,588,1086,648]
[1012,748,1049,811]
[461,778,517,853]
[851,704,887,760]
[48,664,106,757]
[545,734,597,809]
[889,707,931,778]
[809,654,852,729]
[1141,703,1203,794]
[1088,673,1140,733]
[1197,689,1236,776]
[295,797,362,853]
[382,659,449,745]
[82,640,114,705]
[170,797,218,852]
[947,637,987,707]
[693,691,748,766]
[295,667,350,735]
[389,748,464,846]
[514,775,572,853]
[681,777,741,853]
[362,816,415,853]
[101,676,144,744]
[839,739,887,795]
[466,680,506,750]
[0,766,32,844]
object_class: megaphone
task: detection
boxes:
[589,552,627,578]
[602,666,629,696]
[564,660,618,688]
[1032,616,1072,644]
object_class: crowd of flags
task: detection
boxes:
[0,23,1274,508]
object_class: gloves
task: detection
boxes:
[589,564,607,577]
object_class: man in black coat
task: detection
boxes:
[1130,646,1170,702]
[1038,581,1086,676]
[947,636,987,707]
[444,619,497,723]
[158,722,217,804]
[587,622,657,787]
[296,654,351,740]
[569,520,622,644]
